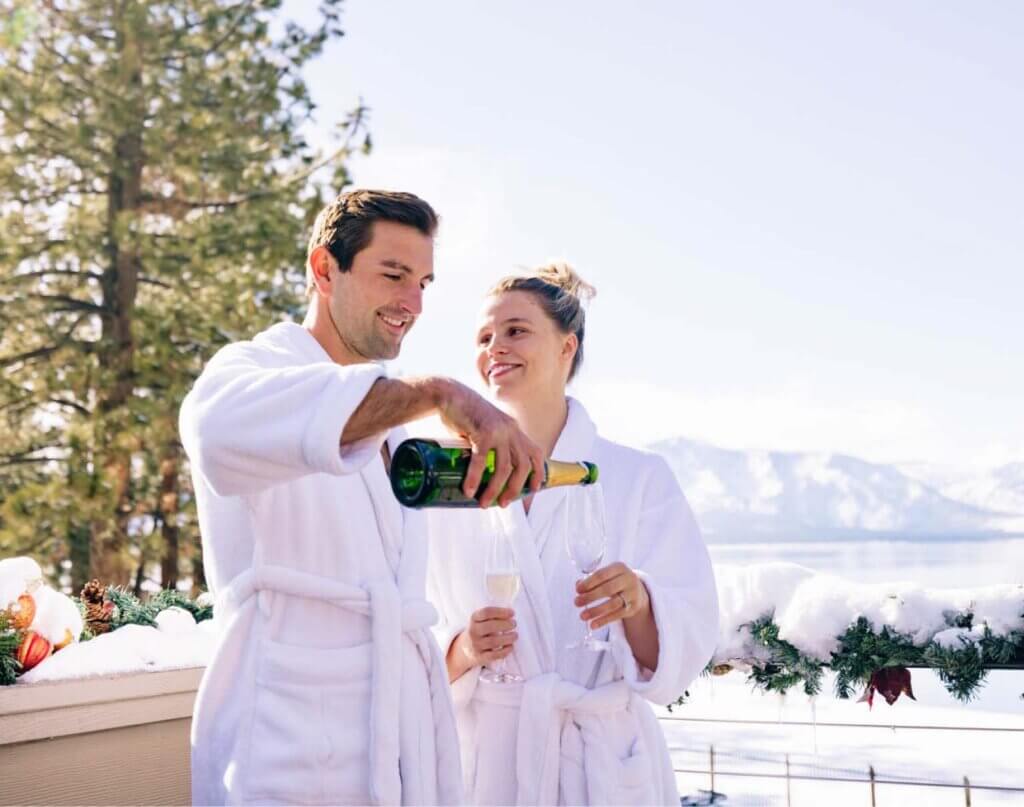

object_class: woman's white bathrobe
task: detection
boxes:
[179,322,462,806]
[426,399,719,805]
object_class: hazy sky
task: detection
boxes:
[297,1,1023,470]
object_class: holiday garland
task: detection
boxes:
[4,557,1023,707]
[1,565,214,685]
[702,607,1024,707]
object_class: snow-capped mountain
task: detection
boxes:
[904,462,1024,521]
[649,437,1023,543]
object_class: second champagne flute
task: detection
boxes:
[480,509,523,683]
[565,484,611,652]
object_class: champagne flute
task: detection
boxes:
[480,508,523,683]
[565,484,611,652]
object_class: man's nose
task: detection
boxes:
[399,286,423,316]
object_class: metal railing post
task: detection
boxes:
[869,765,877,807]
[785,754,792,807]
[709,744,715,794]
[964,775,972,806]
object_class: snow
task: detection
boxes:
[0,556,43,607]
[30,585,84,647]
[713,563,1024,665]
[18,618,220,684]
[666,669,1024,806]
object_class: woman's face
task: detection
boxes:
[475,290,576,402]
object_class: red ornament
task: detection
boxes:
[858,666,916,708]
[15,631,52,672]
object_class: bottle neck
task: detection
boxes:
[544,460,595,489]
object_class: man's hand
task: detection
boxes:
[446,607,517,682]
[436,381,545,507]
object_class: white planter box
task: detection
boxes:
[0,667,202,805]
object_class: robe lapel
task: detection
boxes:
[530,398,598,577]
[516,399,599,674]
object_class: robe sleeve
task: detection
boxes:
[179,342,386,497]
[608,454,719,706]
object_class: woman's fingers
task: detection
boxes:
[580,595,626,627]
[473,606,514,622]
[574,570,632,608]
[477,630,518,651]
[480,644,515,663]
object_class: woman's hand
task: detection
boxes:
[574,562,649,629]
[574,562,659,670]
[445,607,517,682]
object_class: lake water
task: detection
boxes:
[707,537,1024,588]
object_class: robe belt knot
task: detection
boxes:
[475,671,633,805]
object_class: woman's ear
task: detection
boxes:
[562,332,579,364]
[308,245,337,298]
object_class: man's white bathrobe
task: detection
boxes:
[179,322,462,806]
[426,399,719,805]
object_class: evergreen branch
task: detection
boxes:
[0,314,92,368]
[0,241,71,265]
[0,268,100,285]
[25,293,105,313]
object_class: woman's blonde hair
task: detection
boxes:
[487,262,597,381]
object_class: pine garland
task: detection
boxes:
[84,586,214,635]
[718,607,1024,704]
[1,584,215,685]
[747,616,825,697]
[0,612,21,686]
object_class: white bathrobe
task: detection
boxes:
[426,399,719,806]
[179,322,462,806]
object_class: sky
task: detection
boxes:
[295,1,1023,471]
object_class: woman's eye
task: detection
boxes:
[384,274,401,282]
[478,334,491,346]
[509,327,525,336]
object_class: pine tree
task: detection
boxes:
[0,0,368,590]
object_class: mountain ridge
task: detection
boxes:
[648,436,1023,543]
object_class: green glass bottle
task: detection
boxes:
[389,438,599,508]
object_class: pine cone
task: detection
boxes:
[80,580,113,635]
[80,579,106,606]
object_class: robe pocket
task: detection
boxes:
[614,735,655,802]
[244,637,373,804]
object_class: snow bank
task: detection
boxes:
[18,612,220,684]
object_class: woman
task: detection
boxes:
[426,263,719,805]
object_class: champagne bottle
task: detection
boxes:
[389,438,599,508]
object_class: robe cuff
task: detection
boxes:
[301,363,387,476]
[608,570,680,704]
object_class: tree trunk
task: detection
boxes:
[158,442,181,589]
[191,537,207,596]
[91,3,146,587]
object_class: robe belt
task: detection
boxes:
[474,672,633,805]
[217,564,440,806]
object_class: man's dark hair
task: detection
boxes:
[306,189,438,291]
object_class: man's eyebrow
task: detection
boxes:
[381,258,433,283]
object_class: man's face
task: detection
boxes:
[328,220,434,361]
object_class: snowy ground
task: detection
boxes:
[665,669,1024,806]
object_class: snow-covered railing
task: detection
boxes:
[707,563,1024,704]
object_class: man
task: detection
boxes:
[180,190,543,805]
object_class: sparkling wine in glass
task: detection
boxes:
[566,484,611,652]
[480,509,523,683]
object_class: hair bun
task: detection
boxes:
[533,261,596,304]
